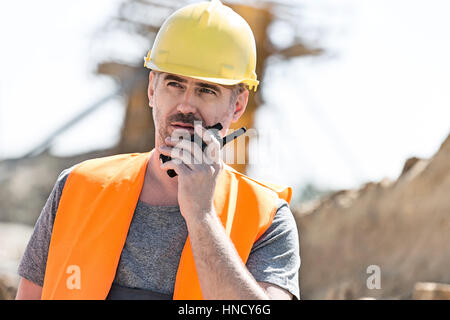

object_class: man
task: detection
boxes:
[16,0,300,300]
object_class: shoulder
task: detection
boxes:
[65,152,150,183]
[72,152,145,172]
[57,165,76,184]
[51,154,133,196]
[253,198,299,250]
[222,165,292,204]
[53,164,77,196]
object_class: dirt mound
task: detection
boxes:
[294,133,450,299]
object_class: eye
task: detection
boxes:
[199,88,216,95]
[168,81,183,88]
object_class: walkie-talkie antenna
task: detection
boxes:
[221,127,247,147]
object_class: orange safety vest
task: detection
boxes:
[41,149,291,300]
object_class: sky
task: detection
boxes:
[0,0,449,201]
[249,0,450,193]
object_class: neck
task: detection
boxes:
[147,146,178,191]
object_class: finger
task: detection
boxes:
[160,159,190,176]
[159,145,196,168]
[165,136,203,164]
[212,160,224,178]
[194,124,221,164]
[194,123,220,146]
[171,128,192,142]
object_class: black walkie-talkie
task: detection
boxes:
[159,122,247,177]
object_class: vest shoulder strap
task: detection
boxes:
[222,163,292,204]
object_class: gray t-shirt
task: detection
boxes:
[18,164,301,299]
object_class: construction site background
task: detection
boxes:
[0,0,449,300]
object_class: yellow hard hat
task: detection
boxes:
[144,0,259,91]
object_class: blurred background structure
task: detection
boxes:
[0,0,449,299]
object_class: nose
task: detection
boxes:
[176,87,197,114]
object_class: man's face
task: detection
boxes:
[148,71,248,147]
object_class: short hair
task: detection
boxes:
[151,70,160,91]
[230,83,247,105]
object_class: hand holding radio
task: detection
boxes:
[159,122,246,177]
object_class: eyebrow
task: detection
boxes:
[163,74,187,83]
[163,74,222,94]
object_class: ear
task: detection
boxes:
[231,88,249,123]
[148,71,156,108]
